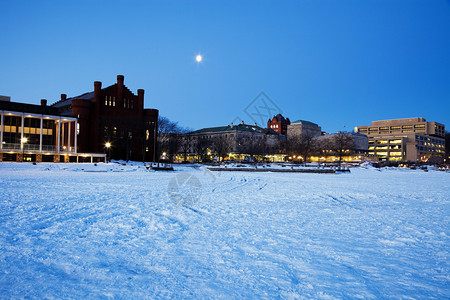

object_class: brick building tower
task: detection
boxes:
[52,75,158,161]
[267,114,290,136]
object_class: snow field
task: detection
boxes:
[0,163,449,298]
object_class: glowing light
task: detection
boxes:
[195,54,203,63]
[105,142,111,148]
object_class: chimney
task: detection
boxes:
[117,75,124,87]
[241,121,244,125]
[137,89,144,114]
[94,81,102,93]
[230,122,233,128]
[40,99,47,106]
[117,75,124,106]
[94,81,102,112]
[61,94,67,101]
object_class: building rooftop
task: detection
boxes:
[0,100,61,116]
[290,119,318,126]
[51,91,95,108]
[189,123,277,135]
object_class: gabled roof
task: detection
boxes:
[268,113,290,124]
[51,91,94,107]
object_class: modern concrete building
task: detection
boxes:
[287,120,322,139]
[355,118,445,162]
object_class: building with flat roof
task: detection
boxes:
[355,118,445,162]
[287,119,322,139]
[0,98,104,162]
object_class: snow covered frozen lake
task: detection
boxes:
[0,162,449,298]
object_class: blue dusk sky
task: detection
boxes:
[2,0,450,132]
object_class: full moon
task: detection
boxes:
[195,54,203,63]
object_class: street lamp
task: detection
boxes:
[105,142,111,163]
[21,137,28,162]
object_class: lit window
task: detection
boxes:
[390,152,402,156]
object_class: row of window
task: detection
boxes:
[103,125,155,141]
[0,126,54,135]
[417,146,445,153]
[1,116,55,129]
[369,139,403,145]
[104,95,135,109]
[367,151,403,157]
[369,145,402,150]
[1,132,54,145]
[415,135,444,144]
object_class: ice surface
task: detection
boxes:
[0,163,449,298]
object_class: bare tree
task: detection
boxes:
[288,133,316,163]
[212,135,231,162]
[193,137,211,162]
[180,135,191,162]
[236,134,248,155]
[327,132,355,165]
[157,116,187,162]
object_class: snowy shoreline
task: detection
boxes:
[0,163,449,298]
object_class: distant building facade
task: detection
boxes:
[314,132,369,152]
[267,114,290,135]
[52,75,158,161]
[287,119,322,139]
[355,118,445,162]
[183,121,282,160]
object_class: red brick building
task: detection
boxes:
[52,75,158,161]
[267,114,290,136]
